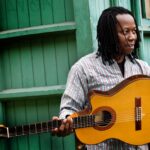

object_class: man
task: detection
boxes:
[52,6,150,150]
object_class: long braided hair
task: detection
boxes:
[96,6,141,64]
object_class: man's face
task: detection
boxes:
[116,14,137,55]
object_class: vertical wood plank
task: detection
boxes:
[42,37,58,86]
[25,99,40,150]
[53,0,66,23]
[6,102,18,150]
[0,103,5,125]
[20,40,34,88]
[118,0,131,9]
[73,0,93,58]
[89,0,111,50]
[64,0,74,21]
[55,36,69,84]
[31,38,46,86]
[142,36,150,64]
[9,44,23,88]
[14,101,28,150]
[40,0,54,25]
[5,0,18,29]
[0,0,8,30]
[67,34,77,68]
[0,102,7,150]
[37,98,51,150]
[0,138,7,150]
[28,0,41,26]
[63,135,75,150]
[17,0,30,28]
[48,96,63,150]
[131,0,142,25]
[2,49,12,89]
[0,56,4,90]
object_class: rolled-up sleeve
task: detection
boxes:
[59,64,88,119]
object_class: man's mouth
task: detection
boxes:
[129,44,134,47]
[127,43,135,49]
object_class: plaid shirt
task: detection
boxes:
[59,52,150,150]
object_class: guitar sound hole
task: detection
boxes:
[93,106,116,130]
[99,110,112,126]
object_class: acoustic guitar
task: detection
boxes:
[0,74,150,146]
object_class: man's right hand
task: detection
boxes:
[51,116,74,137]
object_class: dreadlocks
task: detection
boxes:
[96,6,141,64]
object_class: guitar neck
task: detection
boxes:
[0,115,96,138]
[8,120,62,138]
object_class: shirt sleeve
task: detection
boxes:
[59,63,88,119]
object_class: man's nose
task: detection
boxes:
[128,31,136,40]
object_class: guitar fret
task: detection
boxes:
[35,123,37,133]
[52,120,56,129]
[80,116,83,128]
[9,127,16,137]
[73,115,94,129]
[36,123,42,133]
[86,116,90,127]
[23,125,29,135]
[92,115,95,126]
[79,116,82,127]
[49,120,62,129]
[58,120,62,128]
[73,118,77,128]
[90,115,94,126]
[82,116,85,127]
[77,117,80,128]
[87,115,90,127]
[52,120,55,129]
[48,121,52,129]
[16,126,23,136]
[42,122,48,132]
[0,126,8,138]
[30,124,36,134]
[87,115,92,127]
[84,116,88,127]
[22,125,24,135]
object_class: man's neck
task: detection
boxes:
[115,55,125,63]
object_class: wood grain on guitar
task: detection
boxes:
[0,75,150,146]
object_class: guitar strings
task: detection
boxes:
[2,112,150,132]
[72,113,150,127]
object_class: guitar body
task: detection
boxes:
[74,75,150,145]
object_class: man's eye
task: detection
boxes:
[132,29,136,34]
[123,30,128,34]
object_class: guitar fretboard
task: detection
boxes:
[8,121,61,137]
[0,115,98,138]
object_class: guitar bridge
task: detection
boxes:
[135,97,141,131]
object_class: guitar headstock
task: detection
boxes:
[0,125,8,138]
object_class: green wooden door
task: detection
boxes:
[0,0,77,149]
[0,0,94,149]
[0,0,150,150]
